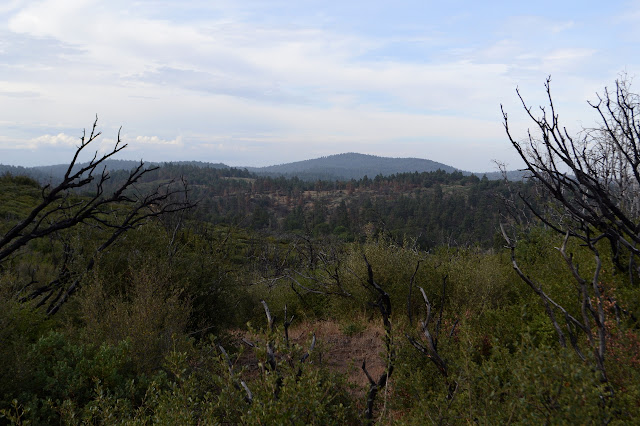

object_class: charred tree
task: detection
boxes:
[499,76,640,382]
[0,117,194,314]
[360,254,394,423]
[406,276,458,401]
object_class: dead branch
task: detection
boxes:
[500,223,610,380]
[361,254,394,423]
[502,76,640,267]
[218,345,253,404]
[406,279,458,401]
[256,300,317,398]
[406,258,422,326]
[1,117,195,314]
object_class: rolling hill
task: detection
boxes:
[1,153,524,183]
[244,153,459,180]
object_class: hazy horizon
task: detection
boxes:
[1,1,638,171]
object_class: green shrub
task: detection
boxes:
[3,331,151,424]
[77,260,191,374]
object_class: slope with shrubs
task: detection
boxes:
[1,171,639,424]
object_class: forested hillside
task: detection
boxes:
[0,152,525,184]
[1,161,638,423]
[100,163,534,249]
[2,79,640,423]
[245,152,459,180]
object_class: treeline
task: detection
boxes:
[104,164,536,248]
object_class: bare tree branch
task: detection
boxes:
[0,117,195,314]
[361,254,394,423]
[498,76,640,382]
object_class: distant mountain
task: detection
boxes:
[242,153,530,181]
[244,153,460,181]
[0,160,149,184]
[1,153,526,183]
[0,159,231,184]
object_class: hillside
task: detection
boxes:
[0,160,229,183]
[1,156,637,424]
[245,152,459,180]
[1,153,526,183]
[1,164,637,424]
[98,163,535,248]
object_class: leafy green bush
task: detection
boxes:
[472,335,620,424]
[61,332,360,424]
[1,331,151,424]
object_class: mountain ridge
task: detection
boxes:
[1,153,524,182]
[243,152,459,181]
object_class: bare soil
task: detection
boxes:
[233,320,387,389]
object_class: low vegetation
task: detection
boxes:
[2,78,640,424]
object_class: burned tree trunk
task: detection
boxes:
[499,76,640,382]
[406,276,458,400]
[361,254,394,423]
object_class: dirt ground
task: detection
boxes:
[233,320,388,390]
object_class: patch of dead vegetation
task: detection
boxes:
[231,320,387,390]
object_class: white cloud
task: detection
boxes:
[1,1,637,172]
[543,48,596,67]
[4,0,509,115]
[23,132,78,149]
[132,135,183,147]
[499,15,576,39]
[550,20,575,34]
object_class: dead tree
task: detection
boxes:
[499,76,640,381]
[360,254,394,423]
[285,240,353,298]
[242,300,316,399]
[0,117,194,314]
[501,225,609,382]
[502,76,640,277]
[218,344,253,404]
[406,276,458,400]
[251,236,353,302]
[406,258,423,326]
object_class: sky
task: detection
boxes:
[1,0,639,172]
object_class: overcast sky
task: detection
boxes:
[1,0,638,171]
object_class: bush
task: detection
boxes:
[77,259,191,374]
[2,331,150,424]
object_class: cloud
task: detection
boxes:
[0,0,29,14]
[544,48,596,65]
[132,135,183,147]
[0,1,636,172]
[551,20,575,34]
[22,132,78,149]
[4,0,509,113]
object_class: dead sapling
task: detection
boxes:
[218,344,253,404]
[406,275,459,401]
[242,300,316,399]
[360,254,395,423]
